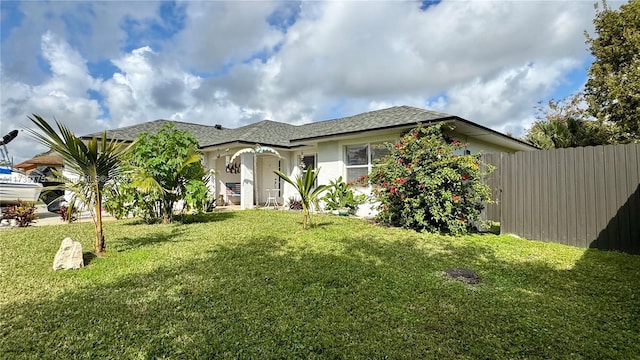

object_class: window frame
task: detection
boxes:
[344,141,392,186]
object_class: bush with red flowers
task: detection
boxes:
[366,124,493,235]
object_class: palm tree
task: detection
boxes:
[27,114,132,255]
[274,167,328,229]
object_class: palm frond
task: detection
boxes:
[26,114,131,253]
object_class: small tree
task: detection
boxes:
[27,114,131,254]
[112,124,208,224]
[366,124,493,235]
[274,167,329,229]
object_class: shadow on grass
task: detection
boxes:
[177,211,237,224]
[2,232,639,359]
[115,227,187,252]
[82,252,97,266]
[119,211,237,226]
[307,221,333,229]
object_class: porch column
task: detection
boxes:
[240,152,254,209]
[207,169,216,201]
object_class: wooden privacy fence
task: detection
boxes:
[481,143,640,254]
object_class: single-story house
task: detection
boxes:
[83,105,536,216]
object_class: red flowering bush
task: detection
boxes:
[366,124,493,235]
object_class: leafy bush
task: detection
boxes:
[58,204,78,223]
[366,124,493,235]
[287,197,302,210]
[105,124,208,224]
[183,179,210,213]
[1,200,38,227]
[103,180,135,220]
[322,176,366,215]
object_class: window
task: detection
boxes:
[301,155,316,170]
[345,142,391,184]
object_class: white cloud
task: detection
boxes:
[170,1,284,71]
[0,0,611,162]
[1,1,160,84]
[442,59,582,134]
[269,1,594,98]
[1,32,107,162]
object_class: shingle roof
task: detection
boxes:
[87,119,225,145]
[293,106,454,141]
[82,106,534,150]
[223,120,299,148]
[84,119,300,148]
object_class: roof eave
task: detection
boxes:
[198,141,306,151]
[447,117,538,151]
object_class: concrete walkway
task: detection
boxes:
[1,203,264,229]
[31,204,102,227]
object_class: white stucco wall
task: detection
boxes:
[316,142,340,187]
[313,129,519,218]
[199,127,524,213]
[316,132,400,186]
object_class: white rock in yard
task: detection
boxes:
[52,237,84,271]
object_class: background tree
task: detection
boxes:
[584,0,640,141]
[525,95,618,149]
[366,124,493,235]
[28,114,131,255]
[110,124,208,224]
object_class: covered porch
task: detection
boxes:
[203,145,316,210]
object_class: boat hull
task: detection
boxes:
[0,182,43,205]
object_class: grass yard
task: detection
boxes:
[1,210,639,359]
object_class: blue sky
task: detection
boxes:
[0,0,619,162]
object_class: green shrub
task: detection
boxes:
[1,200,38,227]
[366,124,493,235]
[57,204,77,223]
[275,168,329,229]
[105,124,208,224]
[322,176,366,215]
[183,179,210,213]
[103,180,135,220]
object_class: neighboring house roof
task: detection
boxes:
[14,154,64,171]
[82,106,537,152]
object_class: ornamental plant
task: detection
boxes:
[322,176,366,215]
[274,167,329,230]
[366,124,493,235]
[1,200,38,227]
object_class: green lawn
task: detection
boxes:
[1,210,639,359]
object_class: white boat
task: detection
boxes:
[0,168,43,205]
[0,130,43,205]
